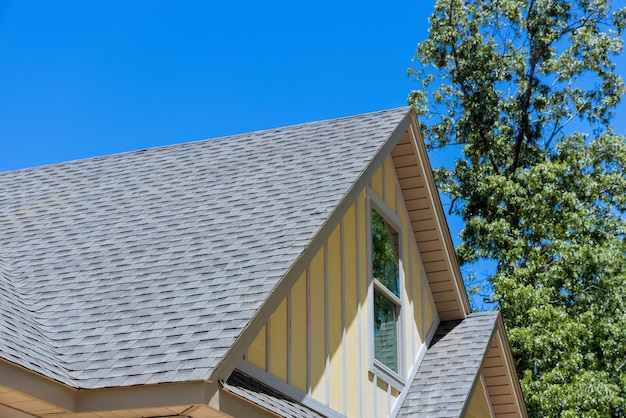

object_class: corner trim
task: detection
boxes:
[425,315,441,348]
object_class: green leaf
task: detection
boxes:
[410,0,626,415]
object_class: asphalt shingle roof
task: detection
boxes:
[222,369,325,418]
[0,107,411,389]
[397,311,499,417]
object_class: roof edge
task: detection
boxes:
[0,358,76,412]
[494,313,529,417]
[395,312,499,417]
[458,312,499,417]
[233,360,347,418]
[75,379,217,413]
[458,312,528,418]
[210,107,414,381]
[0,358,217,414]
[0,107,414,175]
[407,112,471,317]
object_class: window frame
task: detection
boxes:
[367,188,406,387]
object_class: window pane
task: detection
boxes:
[374,289,398,372]
[371,209,399,297]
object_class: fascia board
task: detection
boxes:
[494,315,529,418]
[407,113,472,317]
[0,358,76,412]
[0,358,217,414]
[75,380,218,413]
[210,108,414,382]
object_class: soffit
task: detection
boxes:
[390,119,470,321]
[482,322,528,418]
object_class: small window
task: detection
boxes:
[371,208,401,374]
[373,289,398,372]
[372,210,399,296]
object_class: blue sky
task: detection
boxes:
[3,1,624,172]
[0,0,435,171]
[1,1,625,306]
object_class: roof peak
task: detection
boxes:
[1,107,412,175]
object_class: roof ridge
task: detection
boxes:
[0,107,412,175]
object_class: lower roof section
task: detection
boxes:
[221,369,325,418]
[396,311,527,418]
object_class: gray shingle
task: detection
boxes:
[0,107,411,389]
[222,369,326,418]
[397,311,499,417]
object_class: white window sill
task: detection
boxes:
[371,359,405,389]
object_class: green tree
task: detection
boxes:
[409,0,626,416]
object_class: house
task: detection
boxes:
[0,107,527,417]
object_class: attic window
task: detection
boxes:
[371,208,401,375]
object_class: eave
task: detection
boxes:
[0,358,225,418]
[390,111,471,320]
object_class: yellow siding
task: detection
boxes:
[269,298,288,381]
[383,157,397,212]
[376,377,389,418]
[309,249,326,401]
[290,271,307,392]
[399,193,415,368]
[359,193,374,418]
[464,377,494,418]
[343,204,360,418]
[248,325,266,370]
[370,165,383,199]
[244,157,438,417]
[328,226,344,412]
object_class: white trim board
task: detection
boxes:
[235,360,347,418]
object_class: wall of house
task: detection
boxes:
[464,376,495,418]
[245,156,438,418]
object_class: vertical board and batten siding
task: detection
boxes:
[245,155,438,417]
[464,376,495,418]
